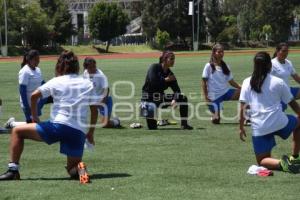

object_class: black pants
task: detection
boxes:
[145,94,189,130]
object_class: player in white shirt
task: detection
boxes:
[202,44,241,124]
[83,57,120,128]
[4,50,52,129]
[239,51,300,173]
[0,51,99,183]
[271,43,300,110]
[18,50,45,123]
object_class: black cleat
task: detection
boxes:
[0,170,20,181]
[181,124,193,130]
[280,155,300,174]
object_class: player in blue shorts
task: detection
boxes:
[83,57,120,128]
[239,51,300,173]
[202,44,241,124]
[271,42,300,110]
[0,51,99,183]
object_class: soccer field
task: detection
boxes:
[1,51,300,200]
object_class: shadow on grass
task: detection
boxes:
[93,46,115,54]
[159,127,205,130]
[221,122,240,125]
[21,173,132,181]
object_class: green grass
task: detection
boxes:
[1,52,300,199]
[62,44,159,55]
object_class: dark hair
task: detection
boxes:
[83,57,96,69]
[159,51,174,64]
[21,49,39,68]
[55,51,79,75]
[272,42,288,58]
[250,51,272,93]
[210,44,230,75]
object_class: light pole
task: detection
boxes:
[1,0,8,56]
[188,1,194,51]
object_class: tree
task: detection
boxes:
[142,0,192,41]
[22,1,50,48]
[204,0,225,43]
[216,15,239,43]
[88,2,129,52]
[255,0,296,42]
[40,0,75,45]
[155,29,170,49]
[0,0,26,45]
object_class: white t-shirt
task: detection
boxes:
[202,63,233,100]
[239,74,293,137]
[18,65,43,108]
[83,69,108,101]
[38,74,98,133]
[271,58,296,86]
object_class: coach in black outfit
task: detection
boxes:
[141,51,193,130]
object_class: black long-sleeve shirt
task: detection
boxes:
[141,63,181,102]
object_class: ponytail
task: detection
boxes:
[250,52,271,93]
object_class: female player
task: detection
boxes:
[202,44,241,124]
[239,51,300,173]
[0,51,99,183]
[141,51,193,130]
[83,57,120,128]
[18,50,45,123]
[271,42,300,110]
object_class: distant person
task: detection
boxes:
[83,57,120,128]
[271,42,300,110]
[141,51,193,130]
[0,51,99,183]
[239,51,300,173]
[202,44,241,124]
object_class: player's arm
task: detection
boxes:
[229,79,241,89]
[100,88,109,104]
[239,102,247,141]
[86,105,98,145]
[201,78,210,102]
[31,89,43,123]
[291,73,300,84]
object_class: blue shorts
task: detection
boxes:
[36,121,86,157]
[98,96,113,117]
[208,89,236,113]
[281,87,299,111]
[252,115,298,155]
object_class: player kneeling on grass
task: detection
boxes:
[83,57,120,128]
[0,51,99,183]
[141,51,193,130]
[239,51,300,174]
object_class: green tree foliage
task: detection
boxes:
[40,0,75,45]
[255,0,296,42]
[0,0,26,45]
[205,0,225,43]
[216,15,239,43]
[88,2,129,52]
[155,29,170,49]
[22,1,50,49]
[142,0,192,41]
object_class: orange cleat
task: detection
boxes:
[77,162,90,184]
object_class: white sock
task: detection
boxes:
[8,162,20,171]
